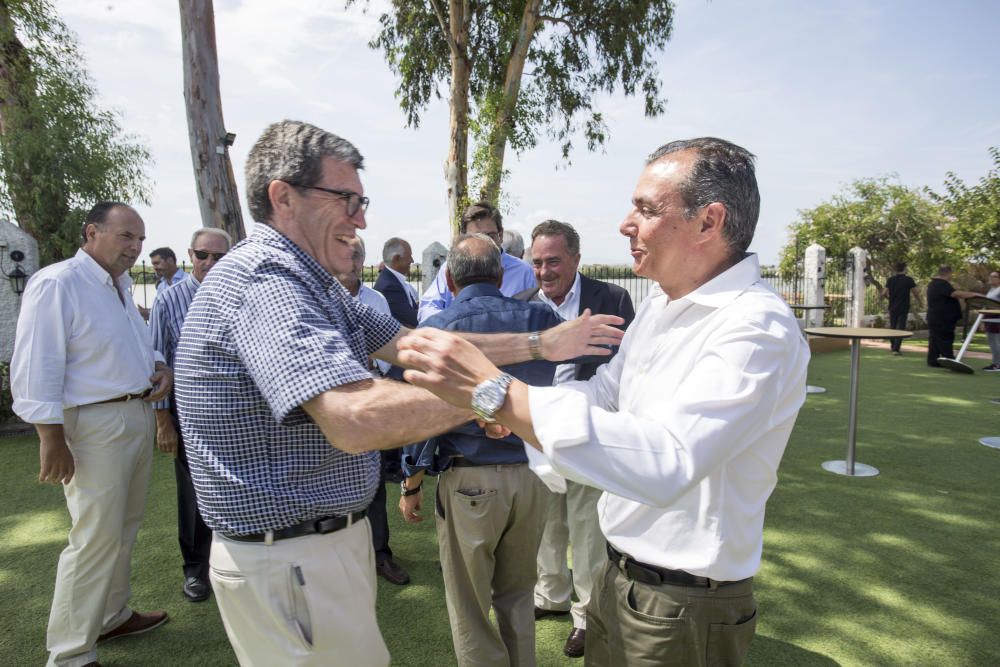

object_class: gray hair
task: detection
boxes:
[448,233,502,289]
[647,137,759,256]
[501,230,524,258]
[382,237,409,264]
[530,220,580,256]
[190,227,233,248]
[354,235,366,261]
[245,120,364,223]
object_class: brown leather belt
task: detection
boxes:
[224,510,367,544]
[85,390,152,407]
[606,542,750,588]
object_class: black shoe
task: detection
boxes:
[564,628,586,658]
[534,606,570,620]
[183,576,211,602]
[376,558,410,585]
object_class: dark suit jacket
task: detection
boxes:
[515,273,635,381]
[374,267,418,328]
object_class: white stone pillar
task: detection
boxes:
[845,246,867,328]
[421,241,448,293]
[803,243,826,328]
[0,219,40,363]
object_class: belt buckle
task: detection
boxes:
[264,530,274,546]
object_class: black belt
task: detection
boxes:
[85,390,151,407]
[606,542,748,588]
[225,510,367,543]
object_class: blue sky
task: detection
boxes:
[52,0,1000,267]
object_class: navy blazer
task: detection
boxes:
[515,273,635,381]
[374,267,418,328]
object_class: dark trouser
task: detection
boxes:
[927,324,956,367]
[585,556,756,667]
[174,417,213,580]
[889,311,908,351]
[368,451,392,564]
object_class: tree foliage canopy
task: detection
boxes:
[354,0,675,210]
[0,0,151,265]
[931,146,1000,271]
[780,176,948,280]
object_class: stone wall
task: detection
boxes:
[0,220,39,362]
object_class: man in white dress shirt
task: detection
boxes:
[12,202,174,667]
[397,137,810,666]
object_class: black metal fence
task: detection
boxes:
[129,259,889,325]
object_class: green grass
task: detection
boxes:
[2,348,999,665]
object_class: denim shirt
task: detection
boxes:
[402,282,559,475]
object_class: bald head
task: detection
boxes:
[445,233,503,293]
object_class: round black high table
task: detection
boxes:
[789,304,829,394]
[804,327,912,477]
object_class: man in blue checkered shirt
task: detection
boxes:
[173,120,625,667]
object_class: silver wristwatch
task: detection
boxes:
[471,372,515,423]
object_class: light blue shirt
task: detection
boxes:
[417,250,536,322]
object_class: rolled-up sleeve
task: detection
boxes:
[11,277,70,424]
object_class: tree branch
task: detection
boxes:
[429,0,460,56]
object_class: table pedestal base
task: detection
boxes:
[979,437,1000,450]
[806,385,826,394]
[938,357,974,374]
[822,460,879,477]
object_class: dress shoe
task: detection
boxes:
[376,558,410,585]
[183,576,211,602]
[534,606,570,620]
[564,628,586,658]
[97,610,168,644]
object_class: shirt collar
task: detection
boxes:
[454,282,503,303]
[75,248,129,288]
[250,224,336,290]
[386,265,410,286]
[537,272,581,309]
[670,253,761,309]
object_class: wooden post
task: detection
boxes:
[179,0,245,241]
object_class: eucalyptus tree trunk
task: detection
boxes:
[479,0,541,204]
[442,0,471,235]
[179,0,245,241]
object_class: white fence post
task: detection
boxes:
[803,243,826,328]
[421,242,448,293]
[846,247,867,328]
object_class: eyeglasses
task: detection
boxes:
[192,250,227,261]
[293,184,370,217]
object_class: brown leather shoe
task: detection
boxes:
[376,558,411,585]
[564,628,586,658]
[97,610,168,644]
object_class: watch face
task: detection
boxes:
[472,373,513,422]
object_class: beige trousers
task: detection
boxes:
[210,519,389,667]
[533,480,604,629]
[585,559,757,666]
[47,400,155,667]
[436,463,547,667]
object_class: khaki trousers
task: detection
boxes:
[585,559,757,667]
[436,463,547,667]
[47,400,155,667]
[210,519,389,667]
[533,480,604,629]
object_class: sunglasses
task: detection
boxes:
[192,250,227,261]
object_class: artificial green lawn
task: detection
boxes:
[2,347,999,666]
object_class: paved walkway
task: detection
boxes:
[860,339,991,360]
